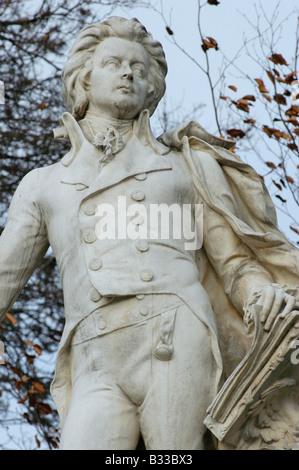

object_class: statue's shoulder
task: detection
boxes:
[158,120,234,152]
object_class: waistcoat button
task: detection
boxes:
[136,294,145,300]
[83,202,96,216]
[90,288,102,302]
[134,173,147,181]
[89,259,102,271]
[131,190,145,202]
[83,229,97,244]
[98,317,106,330]
[140,306,149,316]
[140,269,154,282]
[135,239,149,252]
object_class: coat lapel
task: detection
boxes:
[58,110,172,197]
[82,134,172,201]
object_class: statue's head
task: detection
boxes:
[62,16,168,121]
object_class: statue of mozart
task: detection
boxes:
[0,16,298,450]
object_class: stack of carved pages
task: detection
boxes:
[204,306,299,450]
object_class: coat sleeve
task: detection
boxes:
[0,168,49,320]
[201,199,274,315]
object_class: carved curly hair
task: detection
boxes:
[61,16,168,120]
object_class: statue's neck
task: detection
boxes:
[84,111,134,139]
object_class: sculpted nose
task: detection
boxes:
[121,71,133,81]
[121,64,133,81]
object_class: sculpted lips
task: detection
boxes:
[117,84,133,93]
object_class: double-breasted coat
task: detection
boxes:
[0,110,298,427]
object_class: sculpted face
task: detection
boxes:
[87,37,153,120]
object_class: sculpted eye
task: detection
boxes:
[132,64,145,77]
[103,59,120,70]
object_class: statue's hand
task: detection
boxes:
[256,284,299,332]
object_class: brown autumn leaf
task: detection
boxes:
[14,376,30,391]
[287,143,298,151]
[5,312,17,325]
[263,127,290,140]
[294,128,299,136]
[228,85,237,92]
[266,70,275,84]
[36,402,53,415]
[18,393,28,404]
[238,98,250,106]
[263,94,272,102]
[286,176,295,184]
[242,95,256,102]
[275,130,290,140]
[286,117,299,126]
[25,354,35,364]
[39,102,47,110]
[272,180,283,191]
[255,78,269,93]
[226,128,245,139]
[273,93,287,105]
[279,177,286,187]
[263,126,273,138]
[35,435,41,449]
[206,37,218,48]
[220,95,228,100]
[275,195,287,203]
[265,161,277,168]
[284,71,297,84]
[32,381,45,394]
[232,99,249,113]
[207,0,220,5]
[23,413,32,425]
[165,26,174,36]
[285,105,299,117]
[25,340,42,355]
[243,119,256,124]
[290,226,299,235]
[202,37,218,52]
[33,344,42,356]
[269,53,288,66]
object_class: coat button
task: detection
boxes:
[89,259,102,271]
[83,229,97,243]
[136,294,145,300]
[90,288,102,302]
[98,316,106,330]
[140,306,149,316]
[131,190,145,202]
[131,214,144,225]
[140,269,154,282]
[134,173,147,181]
[83,202,96,216]
[135,239,149,252]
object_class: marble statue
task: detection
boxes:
[0,16,299,450]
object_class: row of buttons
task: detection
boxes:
[89,268,154,303]
[82,184,146,217]
[82,172,154,304]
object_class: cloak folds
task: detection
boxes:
[160,120,299,377]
